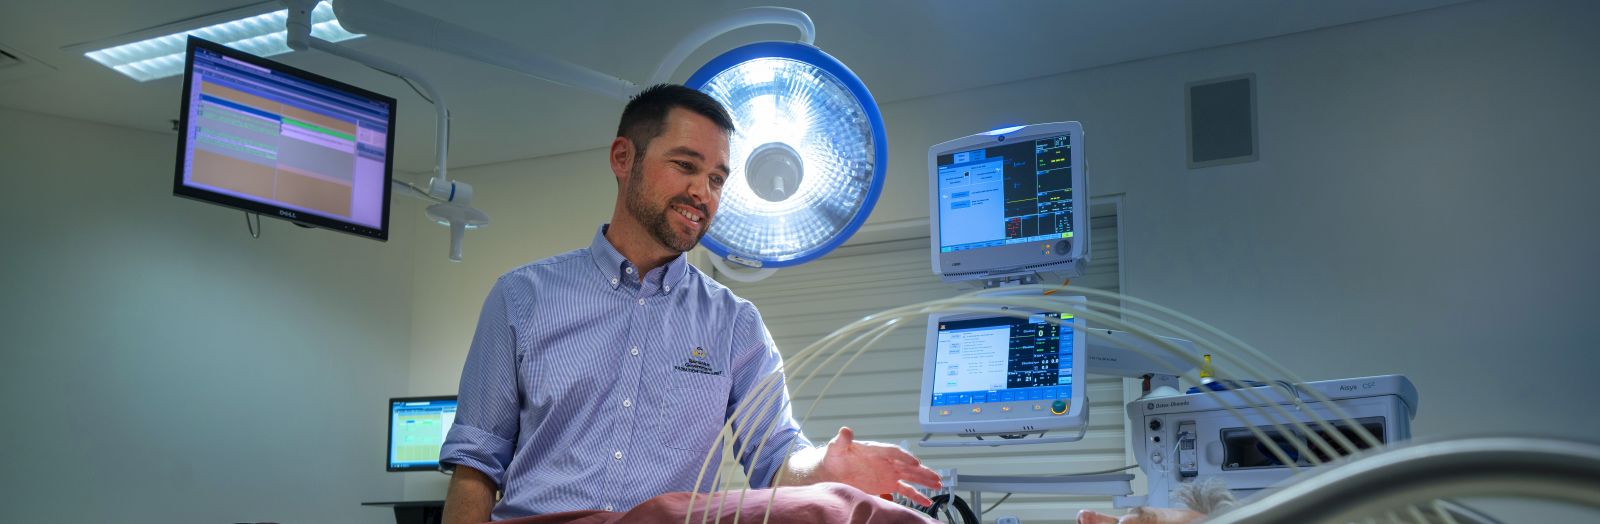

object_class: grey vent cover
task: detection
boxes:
[1186,73,1257,169]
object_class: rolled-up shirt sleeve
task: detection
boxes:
[728,305,814,488]
[439,278,522,487]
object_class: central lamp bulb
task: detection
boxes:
[745,141,804,202]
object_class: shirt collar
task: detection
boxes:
[589,224,689,295]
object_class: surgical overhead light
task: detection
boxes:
[687,42,887,270]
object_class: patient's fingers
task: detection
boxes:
[1078,509,1119,524]
[901,463,943,489]
[896,480,933,507]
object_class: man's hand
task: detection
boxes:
[780,426,943,506]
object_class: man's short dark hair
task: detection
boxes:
[616,84,736,155]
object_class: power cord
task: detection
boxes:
[244,212,261,238]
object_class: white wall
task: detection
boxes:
[0,106,418,523]
[401,0,1600,503]
[873,0,1600,441]
[401,147,615,498]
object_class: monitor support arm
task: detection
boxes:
[281,1,817,261]
[284,0,485,261]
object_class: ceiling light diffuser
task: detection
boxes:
[77,1,360,82]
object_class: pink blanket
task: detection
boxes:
[493,482,935,524]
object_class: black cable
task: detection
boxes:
[360,63,453,182]
[369,66,434,105]
[923,494,978,524]
[982,493,1013,515]
[400,76,434,104]
[245,212,260,238]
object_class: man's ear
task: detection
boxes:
[609,137,634,183]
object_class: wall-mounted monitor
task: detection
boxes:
[387,396,456,472]
[929,122,1087,284]
[173,36,396,240]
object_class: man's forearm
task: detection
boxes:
[774,445,828,486]
[443,465,497,524]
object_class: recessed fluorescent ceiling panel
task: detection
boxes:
[83,1,360,82]
[687,42,886,268]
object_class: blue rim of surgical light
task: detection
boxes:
[685,41,888,269]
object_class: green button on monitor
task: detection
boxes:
[1051,400,1068,415]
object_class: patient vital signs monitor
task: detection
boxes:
[173,36,396,240]
[920,295,1088,438]
[387,396,456,472]
[929,122,1087,284]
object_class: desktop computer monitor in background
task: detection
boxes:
[173,36,396,240]
[387,396,456,472]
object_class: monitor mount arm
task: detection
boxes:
[281,0,815,261]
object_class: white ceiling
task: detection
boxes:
[0,0,1469,174]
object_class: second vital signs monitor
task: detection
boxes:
[919,294,1088,438]
[929,122,1087,284]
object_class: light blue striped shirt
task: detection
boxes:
[440,225,813,519]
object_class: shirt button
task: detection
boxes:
[625,267,634,274]
[610,277,618,286]
[663,285,671,293]
[613,451,623,460]
[622,398,632,408]
[630,346,639,356]
[604,505,614,511]
[637,298,645,305]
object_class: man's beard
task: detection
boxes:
[624,161,711,253]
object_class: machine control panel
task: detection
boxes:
[1176,422,1198,478]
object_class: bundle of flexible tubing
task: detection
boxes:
[677,284,1374,523]
[677,284,1600,523]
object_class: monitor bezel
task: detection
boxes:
[386,395,457,472]
[927,122,1088,282]
[172,36,397,241]
[918,294,1089,435]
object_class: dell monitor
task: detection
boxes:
[928,122,1088,284]
[919,295,1088,437]
[173,36,396,240]
[387,396,457,472]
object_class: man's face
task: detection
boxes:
[621,107,731,253]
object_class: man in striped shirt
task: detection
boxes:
[439,84,941,523]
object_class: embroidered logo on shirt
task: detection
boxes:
[674,346,722,376]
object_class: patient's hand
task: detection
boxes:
[1077,507,1206,524]
[804,426,943,506]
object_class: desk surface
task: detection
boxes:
[361,501,444,508]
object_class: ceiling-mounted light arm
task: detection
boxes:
[285,0,486,262]
[647,7,816,86]
[284,0,466,204]
[331,0,637,101]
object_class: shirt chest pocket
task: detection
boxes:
[657,372,733,452]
